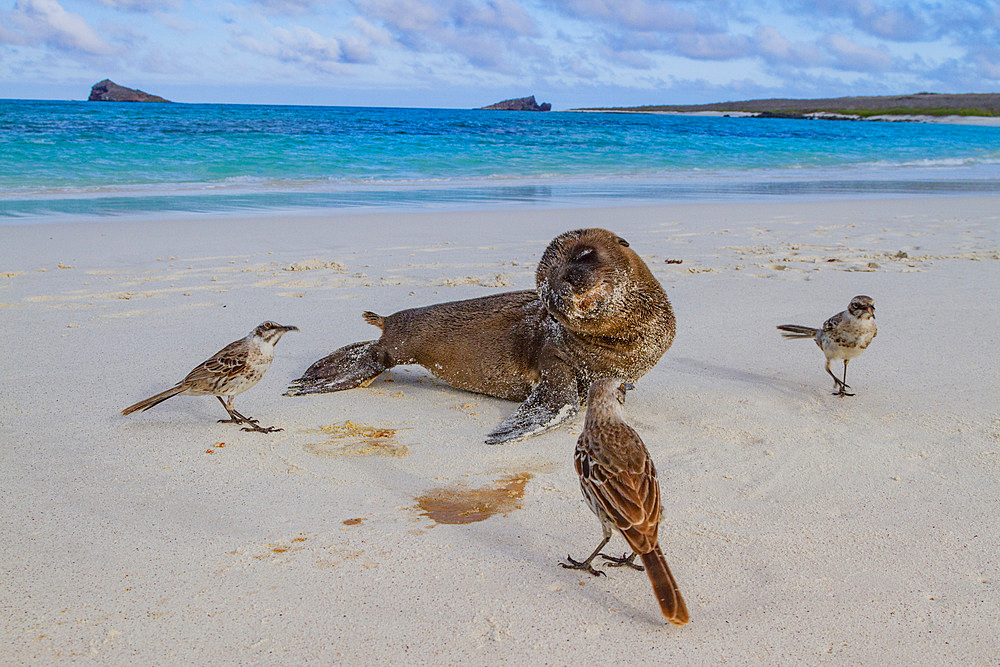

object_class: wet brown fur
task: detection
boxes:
[288,229,675,441]
[358,290,548,402]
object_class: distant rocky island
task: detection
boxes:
[480,95,551,111]
[88,79,170,103]
[577,92,1000,120]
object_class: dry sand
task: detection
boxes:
[2,196,999,664]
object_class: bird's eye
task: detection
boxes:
[616,237,629,247]
[264,322,273,329]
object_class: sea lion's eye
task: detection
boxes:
[616,237,629,247]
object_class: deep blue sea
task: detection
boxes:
[2,99,1000,221]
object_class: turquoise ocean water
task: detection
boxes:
[2,99,1000,221]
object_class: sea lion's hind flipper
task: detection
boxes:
[362,311,384,329]
[484,380,578,445]
[284,340,387,396]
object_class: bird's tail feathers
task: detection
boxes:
[640,544,690,626]
[776,324,819,339]
[121,385,185,415]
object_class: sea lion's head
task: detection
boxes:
[536,228,653,336]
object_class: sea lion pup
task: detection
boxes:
[285,228,675,444]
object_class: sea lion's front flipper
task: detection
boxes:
[484,346,579,444]
[284,340,387,396]
[484,379,578,444]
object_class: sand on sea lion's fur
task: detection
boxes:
[286,228,675,443]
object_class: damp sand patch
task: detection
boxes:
[415,473,533,525]
[305,420,410,457]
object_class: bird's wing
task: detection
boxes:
[822,310,847,332]
[183,339,249,386]
[577,426,661,553]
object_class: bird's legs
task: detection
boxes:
[600,551,645,571]
[216,396,282,433]
[833,360,855,397]
[216,396,255,424]
[561,533,612,577]
[825,360,854,397]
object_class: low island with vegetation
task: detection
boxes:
[576,92,1000,121]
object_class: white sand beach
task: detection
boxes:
[2,196,999,664]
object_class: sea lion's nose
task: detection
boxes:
[563,265,588,289]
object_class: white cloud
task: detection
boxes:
[351,16,392,46]
[451,0,537,35]
[557,54,597,79]
[751,26,821,66]
[598,45,655,70]
[352,0,546,73]
[358,0,441,35]
[547,0,701,33]
[233,23,375,70]
[793,0,928,42]
[249,0,320,16]
[89,0,180,10]
[3,0,999,105]
[357,0,539,39]
[669,32,752,60]
[1,0,115,55]
[823,33,892,72]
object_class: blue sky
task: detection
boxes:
[1,0,998,107]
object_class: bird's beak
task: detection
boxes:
[621,382,635,392]
[280,325,299,332]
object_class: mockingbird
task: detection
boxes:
[122,321,298,432]
[778,295,876,397]
[561,378,689,626]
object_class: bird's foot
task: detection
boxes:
[832,380,854,397]
[600,552,644,571]
[240,423,283,433]
[218,417,261,425]
[561,555,605,577]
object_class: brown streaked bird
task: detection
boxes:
[777,295,876,397]
[562,378,689,626]
[122,321,298,432]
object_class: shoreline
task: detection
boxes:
[6,173,1000,226]
[568,108,1000,126]
[3,196,999,663]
